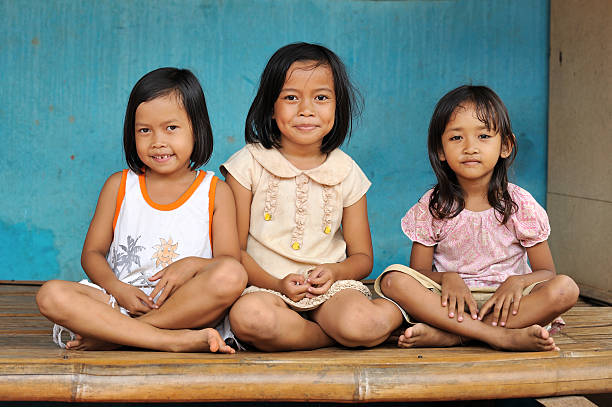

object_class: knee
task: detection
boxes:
[549,275,580,311]
[333,304,392,347]
[208,258,248,301]
[229,297,279,342]
[36,280,70,318]
[380,271,401,296]
[380,271,413,298]
[538,275,579,314]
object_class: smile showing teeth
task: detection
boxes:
[152,154,173,161]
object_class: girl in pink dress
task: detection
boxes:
[375,85,579,351]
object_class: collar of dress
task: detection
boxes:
[247,143,353,186]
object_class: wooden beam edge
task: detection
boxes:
[1,357,610,402]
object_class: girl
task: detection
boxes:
[375,85,579,352]
[221,43,403,351]
[36,68,247,353]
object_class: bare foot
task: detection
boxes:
[398,323,462,348]
[66,334,121,351]
[491,325,558,352]
[168,328,236,354]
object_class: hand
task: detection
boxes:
[108,281,156,316]
[478,275,525,327]
[278,273,310,302]
[440,272,478,322]
[305,265,336,297]
[148,257,198,307]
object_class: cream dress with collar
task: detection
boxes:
[221,143,371,310]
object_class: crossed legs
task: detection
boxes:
[36,257,247,352]
[380,271,579,351]
[229,289,403,351]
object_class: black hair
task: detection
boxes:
[245,42,362,153]
[123,67,213,174]
[427,85,518,224]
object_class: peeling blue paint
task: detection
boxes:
[0,0,549,280]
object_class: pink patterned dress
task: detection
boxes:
[402,184,550,288]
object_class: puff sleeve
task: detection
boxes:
[341,160,371,207]
[508,185,550,247]
[401,191,441,246]
[220,146,259,191]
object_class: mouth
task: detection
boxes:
[293,124,319,131]
[461,160,481,166]
[151,154,174,162]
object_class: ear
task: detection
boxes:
[438,149,446,162]
[500,133,515,159]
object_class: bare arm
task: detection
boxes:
[305,195,373,296]
[210,179,241,261]
[478,241,556,324]
[225,173,285,292]
[327,195,373,280]
[409,242,438,281]
[81,172,124,289]
[523,240,556,283]
[81,172,156,313]
[410,241,478,321]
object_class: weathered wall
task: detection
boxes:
[548,0,612,302]
[0,0,549,280]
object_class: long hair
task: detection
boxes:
[427,85,518,224]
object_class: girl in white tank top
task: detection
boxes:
[36,68,246,353]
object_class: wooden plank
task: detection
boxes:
[0,283,611,402]
[1,352,611,402]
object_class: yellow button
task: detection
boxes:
[264,213,271,221]
[291,242,300,250]
[324,225,331,234]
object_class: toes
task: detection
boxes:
[221,345,236,354]
[403,328,414,340]
[530,324,549,340]
[397,335,414,348]
[66,341,80,349]
[536,326,550,340]
[398,340,413,349]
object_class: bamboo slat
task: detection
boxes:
[0,283,611,402]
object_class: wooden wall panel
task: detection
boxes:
[548,0,612,303]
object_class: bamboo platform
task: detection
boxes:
[0,283,611,403]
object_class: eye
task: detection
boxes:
[167,125,178,131]
[449,135,462,141]
[283,95,298,101]
[315,95,329,101]
[137,128,150,134]
[479,133,491,139]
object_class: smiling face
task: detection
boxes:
[438,103,512,188]
[272,61,336,155]
[134,92,194,177]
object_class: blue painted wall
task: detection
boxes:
[0,0,549,281]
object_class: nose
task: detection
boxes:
[464,137,479,154]
[298,98,314,116]
[150,131,167,148]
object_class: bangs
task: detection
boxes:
[470,95,512,137]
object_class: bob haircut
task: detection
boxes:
[427,85,518,224]
[123,67,213,174]
[245,42,361,153]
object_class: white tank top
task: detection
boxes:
[106,169,217,288]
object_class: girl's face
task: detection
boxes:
[273,61,336,153]
[134,92,194,176]
[438,103,512,187]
